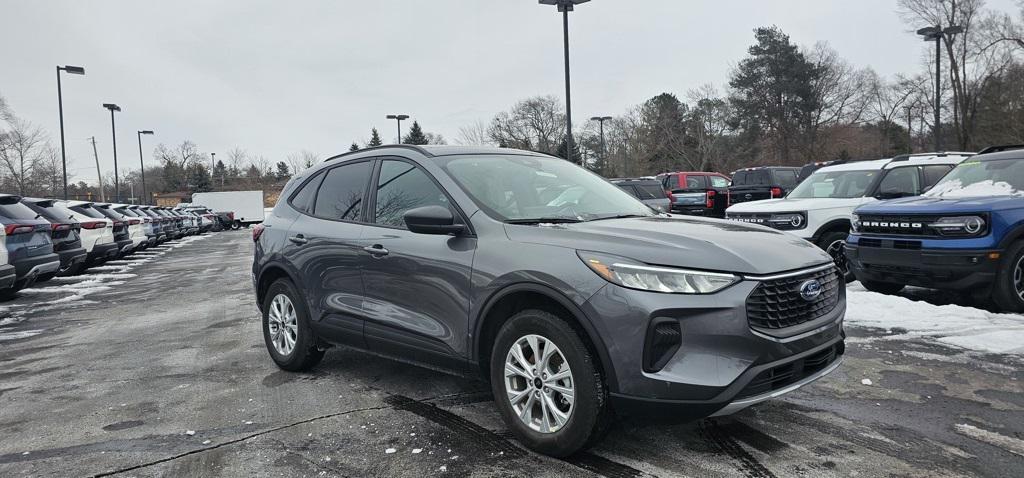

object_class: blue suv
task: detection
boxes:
[846,146,1024,311]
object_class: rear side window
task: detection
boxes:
[373,160,450,228]
[774,170,798,187]
[685,176,707,188]
[922,165,953,188]
[314,161,372,221]
[616,185,639,198]
[290,170,326,214]
[70,205,106,219]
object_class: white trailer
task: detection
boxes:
[191,191,265,229]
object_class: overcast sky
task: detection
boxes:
[2,0,1018,184]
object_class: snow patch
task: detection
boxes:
[845,284,1024,355]
[954,424,1024,457]
[926,179,1023,198]
[0,329,44,341]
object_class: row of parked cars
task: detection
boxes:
[611,146,1024,312]
[0,196,219,299]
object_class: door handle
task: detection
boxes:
[363,245,389,256]
[288,234,308,245]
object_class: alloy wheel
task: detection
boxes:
[504,334,575,434]
[1014,255,1024,301]
[267,293,298,356]
[827,239,849,276]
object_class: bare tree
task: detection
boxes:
[686,84,735,172]
[0,116,46,195]
[899,0,1019,149]
[488,96,565,154]
[456,120,493,146]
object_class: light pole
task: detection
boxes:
[137,130,153,205]
[56,65,85,200]
[917,25,962,152]
[590,116,612,160]
[540,0,590,164]
[102,103,121,202]
[386,114,409,144]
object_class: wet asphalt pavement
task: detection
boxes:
[0,230,1021,477]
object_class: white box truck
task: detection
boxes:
[191,191,265,229]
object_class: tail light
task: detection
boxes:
[706,190,716,209]
[252,224,265,243]
[51,223,72,232]
[665,190,676,203]
[113,221,125,227]
[770,187,783,198]
[81,221,106,230]
[128,219,141,225]
[143,218,151,223]
[727,190,732,206]
[227,212,235,221]
[4,224,37,235]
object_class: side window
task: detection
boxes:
[314,161,372,221]
[775,170,798,187]
[373,160,450,228]
[616,185,639,199]
[877,167,921,196]
[636,184,665,200]
[922,165,953,189]
[685,176,707,189]
[710,176,730,188]
[289,170,326,214]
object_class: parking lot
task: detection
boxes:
[0,229,1020,477]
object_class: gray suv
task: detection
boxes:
[252,146,846,456]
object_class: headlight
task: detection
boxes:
[930,215,987,236]
[578,251,738,294]
[851,213,860,233]
[767,212,806,230]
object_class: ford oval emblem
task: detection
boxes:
[799,279,822,301]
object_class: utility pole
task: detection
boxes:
[90,136,105,202]
[905,105,914,154]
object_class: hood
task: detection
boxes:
[856,195,1022,215]
[727,197,864,214]
[504,216,830,275]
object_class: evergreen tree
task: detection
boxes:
[403,121,429,145]
[186,162,212,192]
[556,135,582,162]
[368,128,383,147]
[349,142,360,152]
[212,160,227,187]
[275,161,291,180]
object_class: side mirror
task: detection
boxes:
[404,206,466,235]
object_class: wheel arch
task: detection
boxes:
[812,218,852,244]
[255,262,301,313]
[997,222,1024,250]
[472,283,618,391]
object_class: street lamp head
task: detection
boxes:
[102,103,121,112]
[539,0,590,11]
[139,130,154,135]
[916,26,939,36]
[60,65,85,75]
[943,25,964,35]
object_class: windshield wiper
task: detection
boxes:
[505,217,583,224]
[586,214,650,222]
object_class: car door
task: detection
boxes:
[358,157,476,370]
[284,159,373,348]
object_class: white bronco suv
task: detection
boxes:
[725,152,974,280]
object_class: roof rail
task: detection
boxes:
[324,144,435,163]
[977,144,1024,155]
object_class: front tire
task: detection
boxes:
[489,309,610,457]
[262,279,324,371]
[990,241,1024,312]
[817,231,855,282]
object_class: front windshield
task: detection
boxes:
[440,155,654,222]
[787,170,877,199]
[926,158,1024,198]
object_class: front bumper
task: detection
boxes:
[846,241,999,289]
[582,271,845,419]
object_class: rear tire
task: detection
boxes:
[489,309,611,457]
[861,280,905,295]
[990,241,1024,312]
[231,221,241,230]
[262,278,324,371]
[817,231,855,282]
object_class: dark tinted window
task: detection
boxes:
[0,201,43,221]
[290,170,326,214]
[314,161,371,221]
[685,175,707,188]
[374,160,449,228]
[733,170,770,186]
[94,207,124,221]
[878,167,920,195]
[634,183,664,200]
[616,185,639,198]
[775,169,798,187]
[922,165,952,188]
[70,205,106,219]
